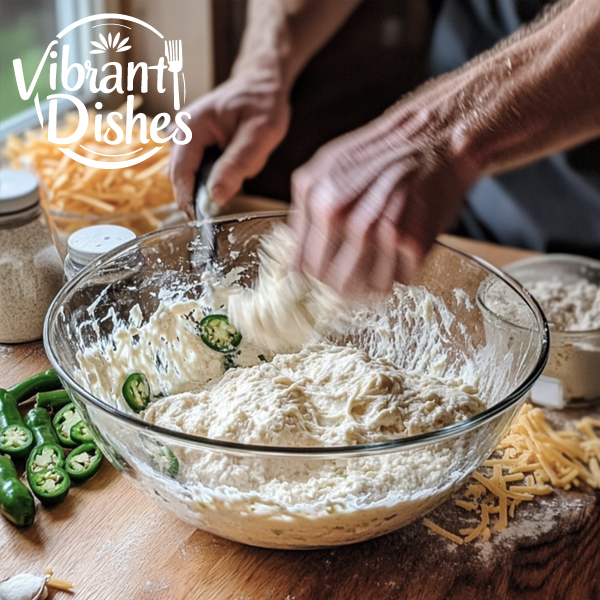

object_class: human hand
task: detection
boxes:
[291,81,480,298]
[169,69,291,218]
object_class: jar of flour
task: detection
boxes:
[0,170,63,343]
[505,255,600,407]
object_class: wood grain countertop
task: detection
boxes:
[2,235,599,600]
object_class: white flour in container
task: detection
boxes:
[527,278,600,402]
[525,278,600,331]
[480,272,600,403]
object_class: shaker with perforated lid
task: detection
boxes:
[0,169,64,343]
[64,224,137,280]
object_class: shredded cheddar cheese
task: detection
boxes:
[42,566,73,592]
[423,403,600,544]
[423,518,464,545]
[46,576,74,592]
[454,500,478,512]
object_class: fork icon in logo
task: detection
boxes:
[165,40,183,110]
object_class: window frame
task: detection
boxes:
[0,0,105,140]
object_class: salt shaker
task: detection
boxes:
[64,224,137,281]
[0,170,64,343]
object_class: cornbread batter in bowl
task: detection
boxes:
[45,213,548,548]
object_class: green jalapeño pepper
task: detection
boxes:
[24,407,61,447]
[0,390,34,458]
[0,454,35,527]
[24,408,66,473]
[0,391,24,429]
[35,390,71,411]
[139,434,179,478]
[71,420,93,444]
[28,466,70,505]
[27,443,65,475]
[198,315,242,353]
[52,403,82,448]
[8,369,62,404]
[0,425,34,459]
[65,443,102,482]
[122,373,151,413]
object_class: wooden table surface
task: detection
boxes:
[3,235,600,600]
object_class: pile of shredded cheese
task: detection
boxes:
[423,403,600,544]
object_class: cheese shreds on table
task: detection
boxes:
[422,518,464,545]
[46,576,74,592]
[423,404,600,544]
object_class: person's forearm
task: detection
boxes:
[447,0,600,176]
[232,0,363,92]
[171,0,363,210]
[288,0,600,296]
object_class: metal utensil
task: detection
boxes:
[192,145,223,267]
[193,145,223,220]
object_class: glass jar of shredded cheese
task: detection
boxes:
[0,169,64,343]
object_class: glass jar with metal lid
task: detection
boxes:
[0,169,64,343]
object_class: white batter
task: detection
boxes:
[143,343,483,447]
[227,223,349,353]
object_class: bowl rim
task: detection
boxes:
[486,253,600,336]
[44,212,550,458]
[504,253,600,272]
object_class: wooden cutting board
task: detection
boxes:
[2,235,600,600]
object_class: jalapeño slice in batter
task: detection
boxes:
[198,315,242,354]
[122,373,151,413]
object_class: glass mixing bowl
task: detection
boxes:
[44,213,548,549]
